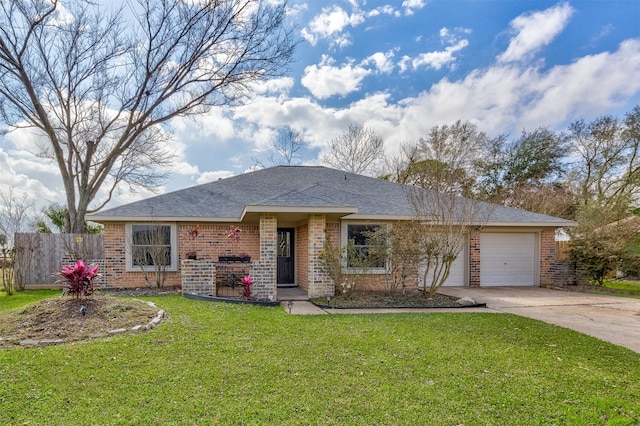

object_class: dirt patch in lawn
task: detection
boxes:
[312,290,481,309]
[0,295,162,348]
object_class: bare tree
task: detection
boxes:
[271,127,305,165]
[383,121,492,196]
[254,127,305,167]
[0,0,295,232]
[0,187,35,295]
[0,187,35,247]
[320,123,384,176]
[408,187,491,298]
[391,121,493,297]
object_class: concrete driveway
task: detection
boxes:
[439,286,640,353]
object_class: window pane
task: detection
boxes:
[347,224,385,268]
[131,225,172,267]
[278,231,291,257]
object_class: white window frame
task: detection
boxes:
[341,222,389,274]
[125,223,178,272]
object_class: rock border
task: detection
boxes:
[0,300,165,348]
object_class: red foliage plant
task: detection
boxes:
[241,275,253,300]
[57,260,99,299]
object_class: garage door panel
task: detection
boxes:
[481,233,536,286]
[418,248,466,288]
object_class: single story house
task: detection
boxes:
[89,165,575,300]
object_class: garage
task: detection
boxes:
[480,232,537,286]
[418,246,466,288]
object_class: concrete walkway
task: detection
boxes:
[281,287,640,353]
[439,286,640,353]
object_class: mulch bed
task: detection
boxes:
[311,291,482,309]
[0,296,161,347]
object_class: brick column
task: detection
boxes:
[308,214,334,298]
[250,213,277,301]
[181,259,215,296]
[539,229,556,288]
[469,230,481,287]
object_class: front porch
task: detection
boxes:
[180,212,338,301]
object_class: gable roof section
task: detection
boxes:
[89,166,575,226]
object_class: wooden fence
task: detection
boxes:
[556,240,570,262]
[13,233,104,287]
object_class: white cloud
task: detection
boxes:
[498,2,574,63]
[367,5,397,18]
[301,55,372,99]
[196,170,235,184]
[250,77,294,95]
[399,27,470,72]
[397,38,640,138]
[402,0,425,16]
[521,39,640,127]
[301,5,365,46]
[0,148,60,213]
[408,39,469,71]
[363,50,395,74]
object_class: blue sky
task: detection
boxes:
[1,0,639,211]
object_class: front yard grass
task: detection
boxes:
[1,292,639,425]
[603,278,640,293]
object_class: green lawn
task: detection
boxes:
[603,278,640,293]
[1,292,640,425]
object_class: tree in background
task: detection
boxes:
[321,123,384,176]
[381,121,494,297]
[0,187,35,295]
[569,107,640,215]
[254,127,306,167]
[384,121,491,197]
[0,0,295,232]
[35,204,102,234]
[567,107,640,283]
[474,128,573,218]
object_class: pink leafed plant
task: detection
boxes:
[227,226,241,243]
[241,275,253,300]
[56,259,99,299]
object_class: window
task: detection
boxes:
[344,223,388,270]
[126,224,177,271]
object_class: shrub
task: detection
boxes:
[56,260,99,299]
[240,275,253,300]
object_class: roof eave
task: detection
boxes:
[88,215,242,223]
[484,221,578,227]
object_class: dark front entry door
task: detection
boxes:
[277,228,295,286]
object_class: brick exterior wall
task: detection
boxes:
[469,230,481,287]
[102,222,259,289]
[249,214,277,301]
[296,224,309,290]
[103,217,563,292]
[179,224,259,261]
[181,259,216,295]
[308,215,334,298]
[539,228,556,287]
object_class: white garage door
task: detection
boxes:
[418,246,466,288]
[480,233,536,286]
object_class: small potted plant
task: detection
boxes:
[219,226,250,262]
[186,225,199,260]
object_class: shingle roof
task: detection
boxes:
[89,166,575,226]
